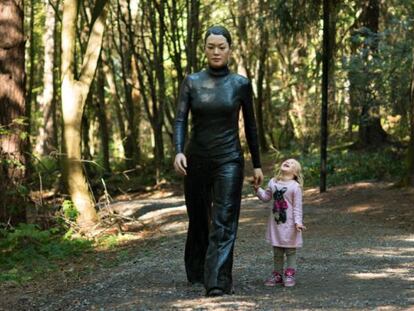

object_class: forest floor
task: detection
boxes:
[1,179,414,310]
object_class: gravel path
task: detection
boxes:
[3,182,414,310]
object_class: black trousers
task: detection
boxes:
[184,153,244,294]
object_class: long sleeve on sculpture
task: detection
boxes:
[174,76,191,154]
[241,81,261,168]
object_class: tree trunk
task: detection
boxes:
[102,50,127,161]
[36,0,57,156]
[186,0,200,73]
[320,0,330,192]
[136,0,165,183]
[256,0,269,153]
[130,55,141,162]
[347,40,358,139]
[154,0,166,182]
[233,0,252,79]
[328,0,338,128]
[117,1,140,169]
[24,0,34,179]
[357,0,388,147]
[81,94,93,162]
[61,0,108,230]
[0,0,27,223]
[96,62,111,173]
[405,49,414,186]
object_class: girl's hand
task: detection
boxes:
[174,153,187,175]
[251,183,260,192]
[295,224,306,232]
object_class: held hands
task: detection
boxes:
[295,224,307,232]
[174,153,187,175]
[252,168,264,191]
[174,155,265,183]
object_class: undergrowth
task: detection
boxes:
[0,224,93,284]
[260,147,404,188]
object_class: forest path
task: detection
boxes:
[3,181,414,310]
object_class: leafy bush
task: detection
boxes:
[298,148,404,187]
[0,224,92,283]
[62,200,78,221]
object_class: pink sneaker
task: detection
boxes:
[264,271,283,286]
[284,268,296,287]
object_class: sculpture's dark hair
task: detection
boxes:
[204,25,232,46]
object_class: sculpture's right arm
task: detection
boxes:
[173,76,191,154]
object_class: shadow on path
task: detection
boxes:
[3,182,414,310]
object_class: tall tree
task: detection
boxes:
[36,0,58,155]
[357,0,388,147]
[406,48,414,186]
[96,61,111,173]
[107,0,141,170]
[321,0,330,192]
[117,0,140,169]
[328,0,338,128]
[0,0,27,223]
[135,0,166,182]
[255,0,269,153]
[186,0,200,74]
[61,0,108,230]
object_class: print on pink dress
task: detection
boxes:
[272,186,288,224]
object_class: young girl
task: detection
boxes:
[254,158,306,287]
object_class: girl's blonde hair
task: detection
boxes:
[274,158,304,188]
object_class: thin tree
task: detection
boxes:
[36,0,58,155]
[61,0,108,230]
[256,0,269,153]
[135,0,166,182]
[186,0,200,74]
[96,61,111,173]
[116,0,140,169]
[406,48,414,186]
[321,0,330,192]
[357,0,388,147]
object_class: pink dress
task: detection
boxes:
[257,178,303,248]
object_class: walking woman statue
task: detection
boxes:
[173,25,263,297]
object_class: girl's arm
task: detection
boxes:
[257,187,273,202]
[292,184,304,227]
[256,179,273,202]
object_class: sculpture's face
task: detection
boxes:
[204,34,231,68]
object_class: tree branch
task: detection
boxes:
[79,0,109,87]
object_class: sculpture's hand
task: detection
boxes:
[253,168,263,187]
[174,153,187,176]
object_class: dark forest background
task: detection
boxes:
[1,0,414,282]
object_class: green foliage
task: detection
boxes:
[342,13,414,140]
[298,148,404,188]
[0,224,93,283]
[31,155,60,189]
[62,200,78,221]
[98,234,119,250]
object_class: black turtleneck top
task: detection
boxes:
[174,66,261,168]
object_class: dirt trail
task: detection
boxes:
[2,182,414,310]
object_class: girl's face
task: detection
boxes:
[280,159,300,176]
[204,34,231,68]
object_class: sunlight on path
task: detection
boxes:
[12,183,414,310]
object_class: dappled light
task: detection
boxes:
[2,0,414,309]
[350,269,413,281]
[3,181,411,309]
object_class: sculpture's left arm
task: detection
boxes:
[241,80,261,168]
